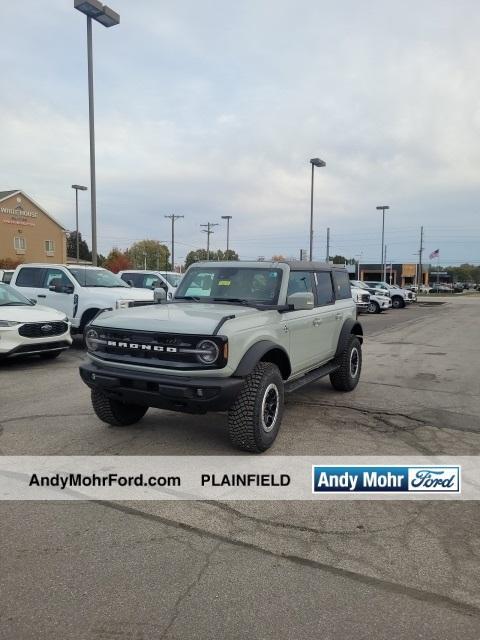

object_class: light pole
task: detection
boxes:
[71,184,88,263]
[376,205,389,281]
[309,158,326,261]
[74,0,120,266]
[221,216,232,256]
[355,253,363,280]
[165,214,184,272]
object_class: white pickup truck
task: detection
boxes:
[118,269,182,300]
[10,264,155,333]
[364,281,416,309]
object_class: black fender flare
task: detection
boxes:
[334,318,363,359]
[234,340,291,379]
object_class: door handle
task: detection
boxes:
[335,312,342,319]
[37,294,46,299]
[313,319,322,327]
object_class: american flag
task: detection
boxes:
[429,249,439,259]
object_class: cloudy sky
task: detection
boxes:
[2,0,480,265]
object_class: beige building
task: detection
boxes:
[0,190,67,265]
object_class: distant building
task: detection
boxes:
[0,190,67,264]
[347,262,429,286]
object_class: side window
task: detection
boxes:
[144,274,163,289]
[15,267,45,288]
[315,271,335,306]
[121,273,142,287]
[333,271,352,300]
[287,271,314,296]
[44,269,73,289]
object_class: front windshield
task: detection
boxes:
[68,268,129,288]
[352,281,368,289]
[175,267,283,304]
[164,273,182,287]
[0,283,33,306]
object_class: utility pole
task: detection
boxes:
[418,226,424,288]
[201,222,219,260]
[165,214,184,271]
[376,205,390,283]
[325,227,330,263]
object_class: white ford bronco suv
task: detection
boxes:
[80,261,363,452]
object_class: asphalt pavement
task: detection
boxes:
[1,300,480,639]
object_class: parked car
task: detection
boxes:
[118,270,182,300]
[364,281,415,308]
[430,283,452,293]
[0,269,14,284]
[10,264,156,335]
[0,283,72,359]
[350,283,370,313]
[350,280,391,313]
[80,261,363,452]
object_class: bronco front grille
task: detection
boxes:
[19,321,69,338]
[90,327,227,370]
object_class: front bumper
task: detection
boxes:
[355,302,369,312]
[79,360,245,413]
[0,326,72,358]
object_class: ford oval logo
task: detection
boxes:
[40,324,53,333]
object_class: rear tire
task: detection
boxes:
[91,389,148,426]
[330,335,362,392]
[228,362,284,453]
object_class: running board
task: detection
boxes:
[285,361,339,393]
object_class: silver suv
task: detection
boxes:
[80,261,363,452]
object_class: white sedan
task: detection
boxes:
[0,284,72,360]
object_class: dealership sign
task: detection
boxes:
[0,206,38,219]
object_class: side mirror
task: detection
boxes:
[126,280,134,287]
[154,287,167,304]
[287,291,315,310]
[49,283,74,294]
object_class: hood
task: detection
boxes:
[81,286,154,301]
[93,302,261,335]
[0,304,68,323]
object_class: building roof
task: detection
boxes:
[0,190,67,231]
[0,190,18,200]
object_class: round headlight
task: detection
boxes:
[196,339,219,364]
[85,328,99,351]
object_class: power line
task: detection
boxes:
[200,222,219,260]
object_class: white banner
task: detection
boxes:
[1,456,479,500]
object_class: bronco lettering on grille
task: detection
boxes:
[106,340,178,353]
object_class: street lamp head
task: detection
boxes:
[376,205,390,210]
[74,0,119,27]
[72,184,88,191]
[310,158,326,167]
[221,216,232,220]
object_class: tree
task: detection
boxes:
[271,255,285,262]
[184,248,239,268]
[66,231,92,262]
[104,248,133,273]
[185,249,208,268]
[126,239,170,271]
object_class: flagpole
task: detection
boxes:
[437,255,440,287]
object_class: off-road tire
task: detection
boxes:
[368,301,380,314]
[391,296,405,309]
[330,335,362,392]
[39,350,62,360]
[228,362,284,453]
[91,389,148,426]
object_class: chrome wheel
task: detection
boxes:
[261,383,279,432]
[350,347,360,378]
[368,301,377,314]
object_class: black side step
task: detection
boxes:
[285,361,339,393]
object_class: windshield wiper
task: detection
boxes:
[212,298,254,306]
[1,302,30,306]
[175,295,201,302]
